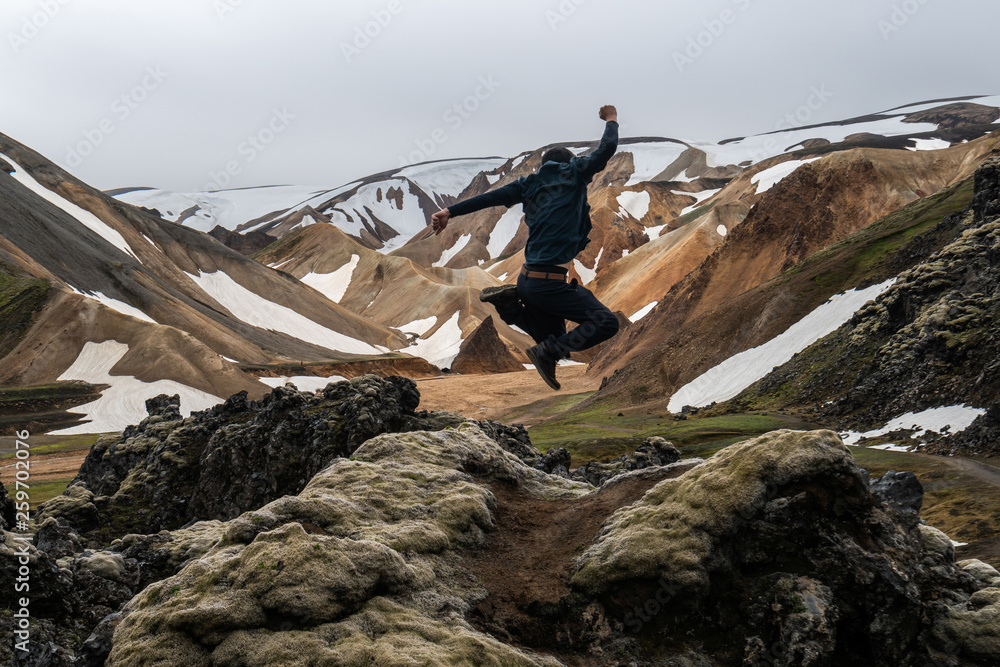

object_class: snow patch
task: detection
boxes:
[630,301,658,322]
[717,224,728,237]
[645,224,669,240]
[70,288,156,324]
[404,311,463,368]
[668,280,896,412]
[51,341,222,435]
[574,247,603,285]
[623,142,690,187]
[398,316,437,336]
[186,270,382,355]
[395,158,506,198]
[678,188,721,216]
[840,405,987,445]
[116,185,329,233]
[751,158,822,194]
[433,234,472,268]
[487,205,523,258]
[3,152,138,259]
[908,138,952,151]
[300,254,360,303]
[617,191,651,221]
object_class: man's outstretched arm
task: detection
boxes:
[575,105,619,179]
[431,180,524,235]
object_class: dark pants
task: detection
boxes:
[493,269,620,359]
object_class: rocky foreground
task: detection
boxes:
[2,377,1000,665]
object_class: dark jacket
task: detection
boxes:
[447,121,619,265]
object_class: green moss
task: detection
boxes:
[0,265,51,359]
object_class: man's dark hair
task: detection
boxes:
[541,147,575,164]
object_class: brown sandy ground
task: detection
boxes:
[415,366,600,425]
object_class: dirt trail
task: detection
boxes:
[465,462,700,659]
[0,450,85,484]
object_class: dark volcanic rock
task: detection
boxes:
[451,315,524,374]
[574,436,682,486]
[0,480,15,532]
[870,470,924,514]
[37,375,431,539]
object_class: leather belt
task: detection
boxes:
[521,267,567,281]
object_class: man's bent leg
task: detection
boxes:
[541,284,620,358]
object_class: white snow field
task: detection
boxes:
[186,270,383,355]
[395,158,506,198]
[3,152,138,259]
[322,179,430,252]
[617,190,651,221]
[300,254,360,303]
[908,138,952,151]
[259,375,348,392]
[488,205,523,258]
[70,287,156,323]
[840,405,987,446]
[690,115,940,169]
[115,184,328,233]
[717,224,729,237]
[51,340,222,435]
[397,316,438,337]
[751,158,822,194]
[622,142,691,186]
[667,279,896,412]
[403,312,464,369]
[677,188,721,216]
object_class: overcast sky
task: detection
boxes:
[3,0,997,193]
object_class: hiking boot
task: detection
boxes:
[479,285,520,309]
[526,344,560,391]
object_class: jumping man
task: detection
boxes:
[431,105,621,390]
